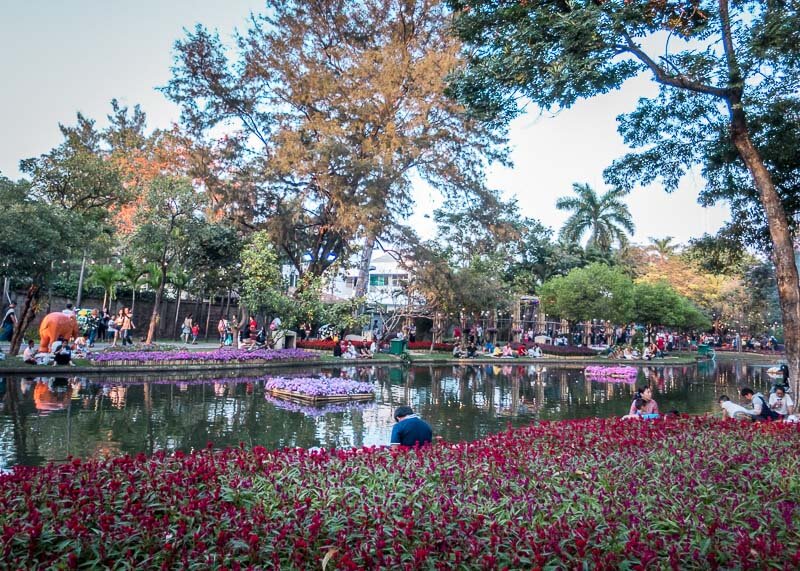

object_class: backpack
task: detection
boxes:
[757,395,781,421]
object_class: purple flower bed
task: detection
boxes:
[265,376,375,396]
[264,395,376,417]
[89,348,318,364]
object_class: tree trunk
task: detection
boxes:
[354,235,376,299]
[10,285,40,356]
[205,295,213,341]
[131,287,137,314]
[145,269,167,344]
[173,290,182,339]
[729,108,800,397]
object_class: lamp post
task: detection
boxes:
[75,251,87,308]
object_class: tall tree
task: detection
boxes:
[129,176,205,343]
[162,0,507,288]
[556,183,635,251]
[449,0,800,395]
[0,176,83,354]
[539,263,635,338]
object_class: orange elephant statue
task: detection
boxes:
[39,312,80,352]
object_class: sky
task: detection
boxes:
[0,0,730,247]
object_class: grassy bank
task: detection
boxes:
[1,418,798,569]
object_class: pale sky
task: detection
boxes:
[0,1,730,246]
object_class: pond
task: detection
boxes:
[0,359,778,469]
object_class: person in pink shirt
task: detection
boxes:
[628,385,659,416]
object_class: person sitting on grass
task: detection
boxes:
[502,344,514,358]
[452,344,464,358]
[53,337,75,367]
[344,341,358,359]
[517,344,528,357]
[333,340,343,358]
[23,340,38,365]
[718,395,756,420]
[741,387,781,421]
[467,342,477,358]
[768,386,794,419]
[484,340,495,355]
[358,344,373,359]
[239,326,256,350]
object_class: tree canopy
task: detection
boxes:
[448,0,800,394]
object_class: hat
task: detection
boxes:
[394,405,414,420]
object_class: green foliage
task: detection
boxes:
[0,175,84,283]
[239,231,286,317]
[633,281,710,330]
[539,263,634,324]
[19,112,129,221]
[89,265,123,303]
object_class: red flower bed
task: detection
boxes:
[511,342,599,357]
[407,341,455,351]
[297,339,368,350]
[2,418,799,569]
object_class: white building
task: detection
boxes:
[283,252,412,310]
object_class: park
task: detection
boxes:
[2,1,800,568]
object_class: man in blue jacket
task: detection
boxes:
[390,406,433,447]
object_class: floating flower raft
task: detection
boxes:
[264,395,375,417]
[89,348,317,367]
[265,376,375,404]
[584,365,638,382]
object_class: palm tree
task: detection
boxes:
[119,258,147,313]
[647,236,679,260]
[556,183,635,252]
[89,265,123,310]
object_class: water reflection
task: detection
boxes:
[0,360,775,469]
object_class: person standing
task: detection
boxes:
[390,406,433,447]
[217,316,228,347]
[63,303,75,317]
[108,309,123,348]
[181,314,193,344]
[85,308,100,347]
[98,308,110,342]
[120,308,135,346]
[0,302,17,343]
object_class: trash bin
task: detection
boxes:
[390,339,407,355]
[697,344,715,359]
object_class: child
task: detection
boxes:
[623,398,660,420]
[191,323,200,344]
